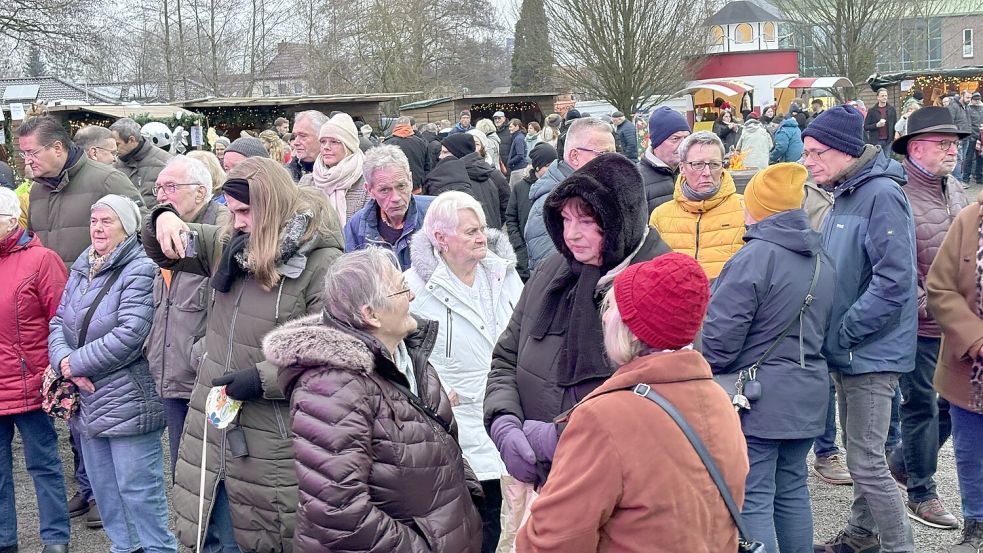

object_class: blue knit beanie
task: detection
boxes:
[648,107,691,150]
[801,105,866,157]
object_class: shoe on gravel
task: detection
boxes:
[84,500,102,529]
[67,492,90,518]
[907,498,959,529]
[814,529,880,553]
[949,517,983,552]
[813,454,853,485]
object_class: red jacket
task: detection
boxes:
[0,229,67,416]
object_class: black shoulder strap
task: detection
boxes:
[749,254,821,370]
[78,266,125,346]
[629,383,755,545]
[368,372,451,434]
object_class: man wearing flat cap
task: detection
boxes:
[888,106,966,531]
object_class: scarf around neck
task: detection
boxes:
[212,210,313,293]
[312,148,364,227]
[971,205,983,411]
[682,179,721,201]
[35,145,85,189]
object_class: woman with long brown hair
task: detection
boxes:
[143,157,345,552]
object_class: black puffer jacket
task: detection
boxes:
[484,154,672,429]
[638,156,677,213]
[268,315,482,553]
[460,152,507,226]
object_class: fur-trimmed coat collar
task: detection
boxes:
[408,226,516,283]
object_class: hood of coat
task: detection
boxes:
[832,144,905,196]
[528,159,574,203]
[742,119,767,134]
[71,233,146,277]
[543,154,647,270]
[460,152,494,182]
[779,117,799,130]
[408,227,516,283]
[671,169,739,213]
[744,208,821,256]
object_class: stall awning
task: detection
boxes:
[673,80,752,98]
[773,76,853,89]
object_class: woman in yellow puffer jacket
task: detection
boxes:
[649,131,745,279]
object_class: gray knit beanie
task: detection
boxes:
[92,194,141,236]
[225,137,269,158]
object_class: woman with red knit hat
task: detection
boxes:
[516,252,748,553]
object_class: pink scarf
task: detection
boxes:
[311,147,364,227]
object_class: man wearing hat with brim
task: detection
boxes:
[887,106,967,531]
[802,104,919,553]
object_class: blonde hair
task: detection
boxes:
[186,150,227,196]
[259,130,290,163]
[226,157,340,290]
[475,118,497,135]
[602,288,644,366]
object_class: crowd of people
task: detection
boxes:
[0,93,981,553]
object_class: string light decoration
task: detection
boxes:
[467,101,541,113]
[907,75,983,104]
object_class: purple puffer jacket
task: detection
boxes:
[266,315,482,553]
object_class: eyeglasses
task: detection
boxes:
[573,147,614,157]
[800,147,833,161]
[94,146,118,159]
[914,139,959,152]
[18,142,55,160]
[386,287,412,299]
[683,160,724,172]
[152,183,200,195]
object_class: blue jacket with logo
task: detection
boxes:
[820,146,917,374]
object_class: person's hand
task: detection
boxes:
[522,420,559,463]
[156,211,191,260]
[877,119,886,128]
[212,367,263,401]
[489,415,537,483]
[71,376,95,393]
[60,357,72,378]
[447,389,461,407]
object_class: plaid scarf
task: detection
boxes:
[972,205,983,411]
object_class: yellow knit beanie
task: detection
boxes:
[744,162,807,222]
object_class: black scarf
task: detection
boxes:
[212,231,249,293]
[35,145,85,189]
[118,137,145,164]
[529,262,612,387]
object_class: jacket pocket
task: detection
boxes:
[175,283,207,312]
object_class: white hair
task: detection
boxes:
[166,155,214,200]
[0,187,22,222]
[564,117,614,160]
[363,144,411,188]
[294,110,329,129]
[602,288,644,367]
[678,130,725,162]
[322,247,404,329]
[422,191,486,246]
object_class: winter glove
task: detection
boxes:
[489,415,537,483]
[212,367,263,401]
[522,420,559,463]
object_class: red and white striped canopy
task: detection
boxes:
[673,80,753,98]
[772,76,854,89]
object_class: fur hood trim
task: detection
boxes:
[263,314,375,374]
[408,227,516,282]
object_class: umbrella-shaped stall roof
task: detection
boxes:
[772,76,854,89]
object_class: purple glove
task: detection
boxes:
[489,415,537,483]
[522,420,559,463]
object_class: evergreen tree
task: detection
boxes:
[510,0,555,93]
[26,47,46,77]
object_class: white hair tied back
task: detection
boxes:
[422,191,486,247]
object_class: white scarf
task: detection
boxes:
[311,147,364,227]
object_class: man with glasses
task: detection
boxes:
[803,104,918,553]
[109,117,173,208]
[524,117,616,271]
[648,130,744,279]
[74,125,118,166]
[15,115,143,530]
[639,106,691,212]
[884,106,965,531]
[344,145,433,269]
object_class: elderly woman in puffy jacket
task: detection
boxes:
[264,246,482,553]
[405,191,523,552]
[0,187,70,553]
[48,194,175,553]
[701,164,835,553]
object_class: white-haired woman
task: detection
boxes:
[263,247,482,553]
[49,194,174,553]
[303,112,369,226]
[0,187,70,553]
[405,191,524,552]
[476,119,502,171]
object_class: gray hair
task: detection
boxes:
[422,191,486,246]
[395,116,413,126]
[323,247,404,330]
[602,288,644,367]
[363,145,411,188]
[422,123,438,134]
[165,155,213,200]
[678,130,725,162]
[0,187,21,221]
[109,117,142,142]
[74,125,113,150]
[565,117,614,152]
[294,110,329,130]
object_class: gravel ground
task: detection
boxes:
[7,414,968,552]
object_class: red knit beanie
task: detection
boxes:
[614,253,710,350]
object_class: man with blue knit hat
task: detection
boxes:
[803,104,918,553]
[639,107,691,213]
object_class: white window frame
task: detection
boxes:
[964,28,973,58]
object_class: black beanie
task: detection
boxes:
[442,133,476,159]
[529,142,558,171]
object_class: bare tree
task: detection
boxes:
[1,0,102,50]
[545,0,715,114]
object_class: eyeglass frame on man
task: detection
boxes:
[573,146,614,157]
[800,147,833,161]
[152,182,201,195]
[18,142,57,160]
[913,138,959,152]
[682,160,724,172]
[94,145,119,159]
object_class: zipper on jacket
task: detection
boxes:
[220,282,248,475]
[445,306,453,356]
[694,212,703,261]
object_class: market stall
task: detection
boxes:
[670,79,753,131]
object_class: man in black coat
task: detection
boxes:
[639,107,691,213]
[507,143,557,280]
[493,111,513,173]
[385,116,431,192]
[863,88,898,157]
[611,111,639,162]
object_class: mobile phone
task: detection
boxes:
[181,230,198,257]
[227,424,249,458]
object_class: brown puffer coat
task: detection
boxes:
[142,208,344,552]
[265,315,482,553]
